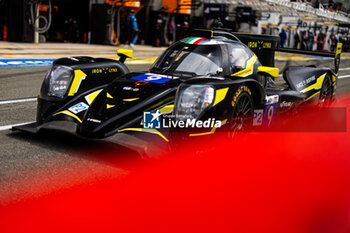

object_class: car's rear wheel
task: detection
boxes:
[229,86,254,136]
[318,74,333,107]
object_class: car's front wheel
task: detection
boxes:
[229,85,254,135]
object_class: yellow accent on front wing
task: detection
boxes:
[107,92,114,99]
[300,73,326,93]
[85,89,102,105]
[158,104,174,114]
[106,104,115,109]
[257,66,280,78]
[213,88,229,107]
[68,70,87,96]
[123,98,140,102]
[117,128,169,142]
[232,55,257,77]
[53,110,82,123]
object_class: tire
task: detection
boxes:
[318,74,333,107]
[229,85,254,135]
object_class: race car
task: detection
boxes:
[14,29,342,146]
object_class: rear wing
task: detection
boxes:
[193,29,342,74]
[234,33,342,74]
[277,43,342,74]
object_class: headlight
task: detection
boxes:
[48,65,74,98]
[175,85,215,121]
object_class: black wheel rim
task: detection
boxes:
[319,75,332,106]
[230,94,253,133]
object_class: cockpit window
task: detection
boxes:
[150,42,222,76]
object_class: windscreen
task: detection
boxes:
[150,42,222,76]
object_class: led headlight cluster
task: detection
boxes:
[47,65,74,98]
[175,84,215,121]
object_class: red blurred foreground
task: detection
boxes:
[1,97,350,233]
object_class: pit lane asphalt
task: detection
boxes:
[1,60,350,204]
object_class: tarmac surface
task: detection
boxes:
[1,41,350,204]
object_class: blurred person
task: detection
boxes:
[168,16,176,45]
[308,31,315,51]
[126,9,139,48]
[317,31,325,51]
[329,32,337,52]
[154,13,164,47]
[211,17,223,29]
[177,20,190,41]
[279,28,287,48]
[294,30,300,49]
[301,31,308,50]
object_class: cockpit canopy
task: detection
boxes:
[150,38,257,77]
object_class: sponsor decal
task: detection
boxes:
[87,118,101,123]
[143,111,221,129]
[247,41,272,50]
[280,101,292,108]
[296,75,316,89]
[91,68,118,74]
[134,81,149,88]
[131,73,174,84]
[68,102,89,114]
[185,37,207,45]
[123,86,140,92]
[231,86,251,107]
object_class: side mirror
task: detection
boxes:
[117,49,133,63]
[216,67,224,75]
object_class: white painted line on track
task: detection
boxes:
[0,98,36,105]
[0,122,34,131]
[339,67,350,71]
[339,74,350,79]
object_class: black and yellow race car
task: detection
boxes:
[14,29,342,147]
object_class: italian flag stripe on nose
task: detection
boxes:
[185,37,207,44]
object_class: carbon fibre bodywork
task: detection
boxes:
[14,30,340,146]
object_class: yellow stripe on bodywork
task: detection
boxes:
[189,119,227,137]
[213,88,229,107]
[117,128,169,142]
[158,104,174,114]
[232,55,257,77]
[85,89,102,105]
[106,104,115,109]
[257,66,280,78]
[304,91,320,101]
[300,73,326,93]
[189,126,217,137]
[53,110,82,123]
[68,70,87,96]
[123,98,140,102]
[107,92,114,99]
